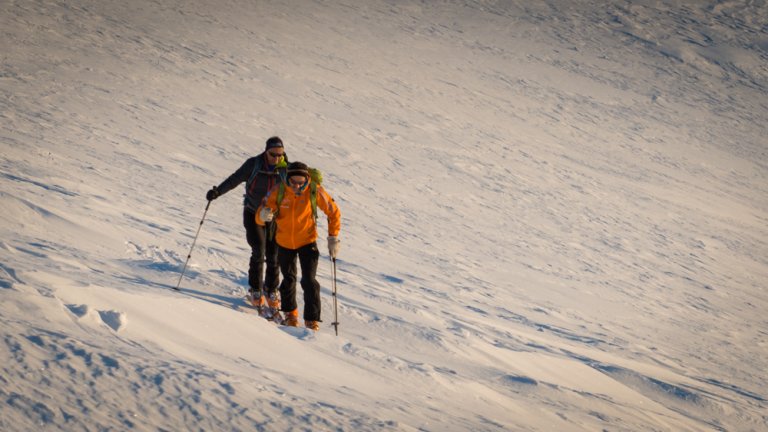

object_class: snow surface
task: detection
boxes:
[1,0,767,430]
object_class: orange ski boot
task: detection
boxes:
[304,320,320,331]
[281,309,299,327]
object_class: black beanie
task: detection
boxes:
[265,136,283,149]
[286,161,309,178]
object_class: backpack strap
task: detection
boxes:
[276,183,286,215]
[309,182,318,221]
[245,156,265,195]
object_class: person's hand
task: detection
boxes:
[327,236,340,259]
[206,186,219,201]
[259,207,274,223]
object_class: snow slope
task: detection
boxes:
[1,0,767,430]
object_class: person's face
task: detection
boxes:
[267,149,284,163]
[289,175,308,191]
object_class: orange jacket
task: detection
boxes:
[255,180,341,250]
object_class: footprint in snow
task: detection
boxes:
[98,310,127,332]
[65,303,90,318]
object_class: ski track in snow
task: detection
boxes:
[2,0,767,430]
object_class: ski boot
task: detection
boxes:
[247,289,266,314]
[281,309,299,327]
[262,291,281,321]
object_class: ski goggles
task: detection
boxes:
[289,176,308,186]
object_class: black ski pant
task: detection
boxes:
[243,208,279,295]
[278,242,321,322]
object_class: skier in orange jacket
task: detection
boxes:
[256,161,341,330]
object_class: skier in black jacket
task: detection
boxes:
[206,136,288,315]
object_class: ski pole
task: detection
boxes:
[175,199,211,290]
[331,257,339,336]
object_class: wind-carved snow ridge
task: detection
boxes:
[0,262,22,290]
[65,304,127,332]
[124,241,184,273]
[1,0,767,430]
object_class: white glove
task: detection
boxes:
[327,236,340,259]
[259,207,274,223]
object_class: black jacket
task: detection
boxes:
[216,151,288,211]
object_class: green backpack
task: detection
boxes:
[268,167,323,240]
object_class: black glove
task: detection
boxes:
[206,186,220,201]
